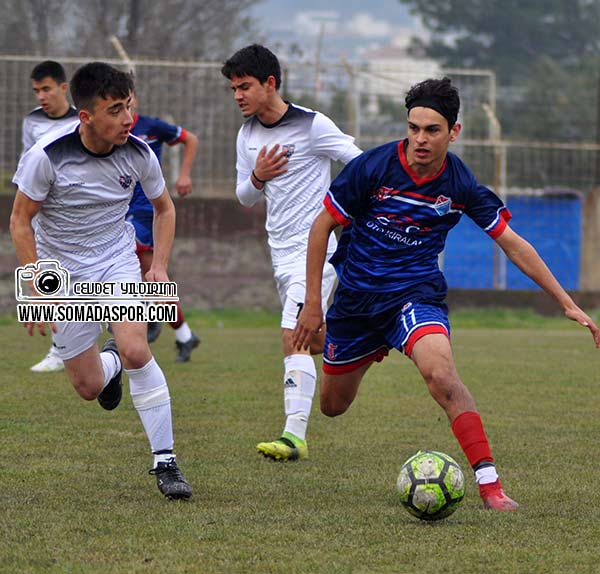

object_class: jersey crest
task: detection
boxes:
[374,186,401,201]
[433,195,451,216]
[119,174,133,189]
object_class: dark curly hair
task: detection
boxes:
[70,62,133,112]
[221,44,281,90]
[405,77,460,129]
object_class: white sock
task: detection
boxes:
[126,357,174,454]
[283,354,317,441]
[100,349,121,389]
[154,453,176,467]
[174,322,192,343]
[49,344,61,359]
[475,464,499,485]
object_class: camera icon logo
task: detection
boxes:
[15,259,70,301]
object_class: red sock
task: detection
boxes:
[451,411,494,468]
[169,303,184,329]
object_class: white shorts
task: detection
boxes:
[274,260,337,330]
[52,252,142,360]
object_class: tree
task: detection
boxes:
[399,0,600,142]
[399,0,600,84]
[0,0,260,60]
[0,0,68,55]
[505,56,600,142]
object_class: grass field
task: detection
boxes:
[1,309,600,574]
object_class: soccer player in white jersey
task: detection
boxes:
[21,61,79,373]
[221,45,362,461]
[10,62,192,500]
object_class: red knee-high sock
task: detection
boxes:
[451,411,494,469]
[169,302,184,329]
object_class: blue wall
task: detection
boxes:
[443,195,581,290]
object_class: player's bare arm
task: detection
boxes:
[174,130,199,197]
[251,144,289,188]
[147,187,176,283]
[293,209,340,350]
[9,191,56,336]
[495,225,600,347]
[9,191,41,265]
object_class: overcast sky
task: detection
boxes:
[248,0,426,62]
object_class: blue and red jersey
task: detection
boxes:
[325,139,511,293]
[127,113,185,215]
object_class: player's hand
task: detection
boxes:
[145,266,170,284]
[174,175,192,197]
[293,302,324,351]
[23,320,57,337]
[565,307,600,348]
[253,144,289,182]
[23,297,58,336]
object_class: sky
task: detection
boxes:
[247,0,427,63]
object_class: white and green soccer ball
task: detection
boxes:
[397,450,465,521]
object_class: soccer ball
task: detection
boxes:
[396,450,465,521]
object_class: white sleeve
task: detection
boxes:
[21,117,35,154]
[311,112,362,164]
[235,127,263,207]
[139,148,166,200]
[12,144,54,201]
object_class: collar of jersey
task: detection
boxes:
[256,101,292,129]
[76,128,118,158]
[398,139,447,186]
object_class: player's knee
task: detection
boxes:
[320,394,348,417]
[421,362,455,389]
[70,375,103,401]
[309,341,324,355]
[422,366,464,405]
[118,340,152,369]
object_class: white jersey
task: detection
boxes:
[21,105,79,153]
[13,122,165,274]
[235,103,361,265]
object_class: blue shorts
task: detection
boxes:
[323,282,450,375]
[126,210,154,250]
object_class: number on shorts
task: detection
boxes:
[402,308,416,331]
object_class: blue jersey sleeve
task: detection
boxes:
[465,183,512,238]
[452,156,512,238]
[149,117,182,145]
[324,152,375,226]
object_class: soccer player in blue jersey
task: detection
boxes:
[294,77,600,511]
[126,89,200,361]
[222,44,362,461]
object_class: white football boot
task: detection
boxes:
[30,347,65,373]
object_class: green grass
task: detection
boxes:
[1,309,600,573]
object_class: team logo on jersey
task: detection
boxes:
[433,195,451,216]
[402,302,413,312]
[282,144,295,158]
[327,343,338,361]
[119,175,133,190]
[373,213,431,234]
[374,186,401,201]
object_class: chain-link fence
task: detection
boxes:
[1,55,599,296]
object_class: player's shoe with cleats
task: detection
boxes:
[30,350,64,373]
[147,321,162,343]
[479,480,519,511]
[149,457,193,500]
[256,432,308,461]
[175,332,200,362]
[97,338,123,411]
